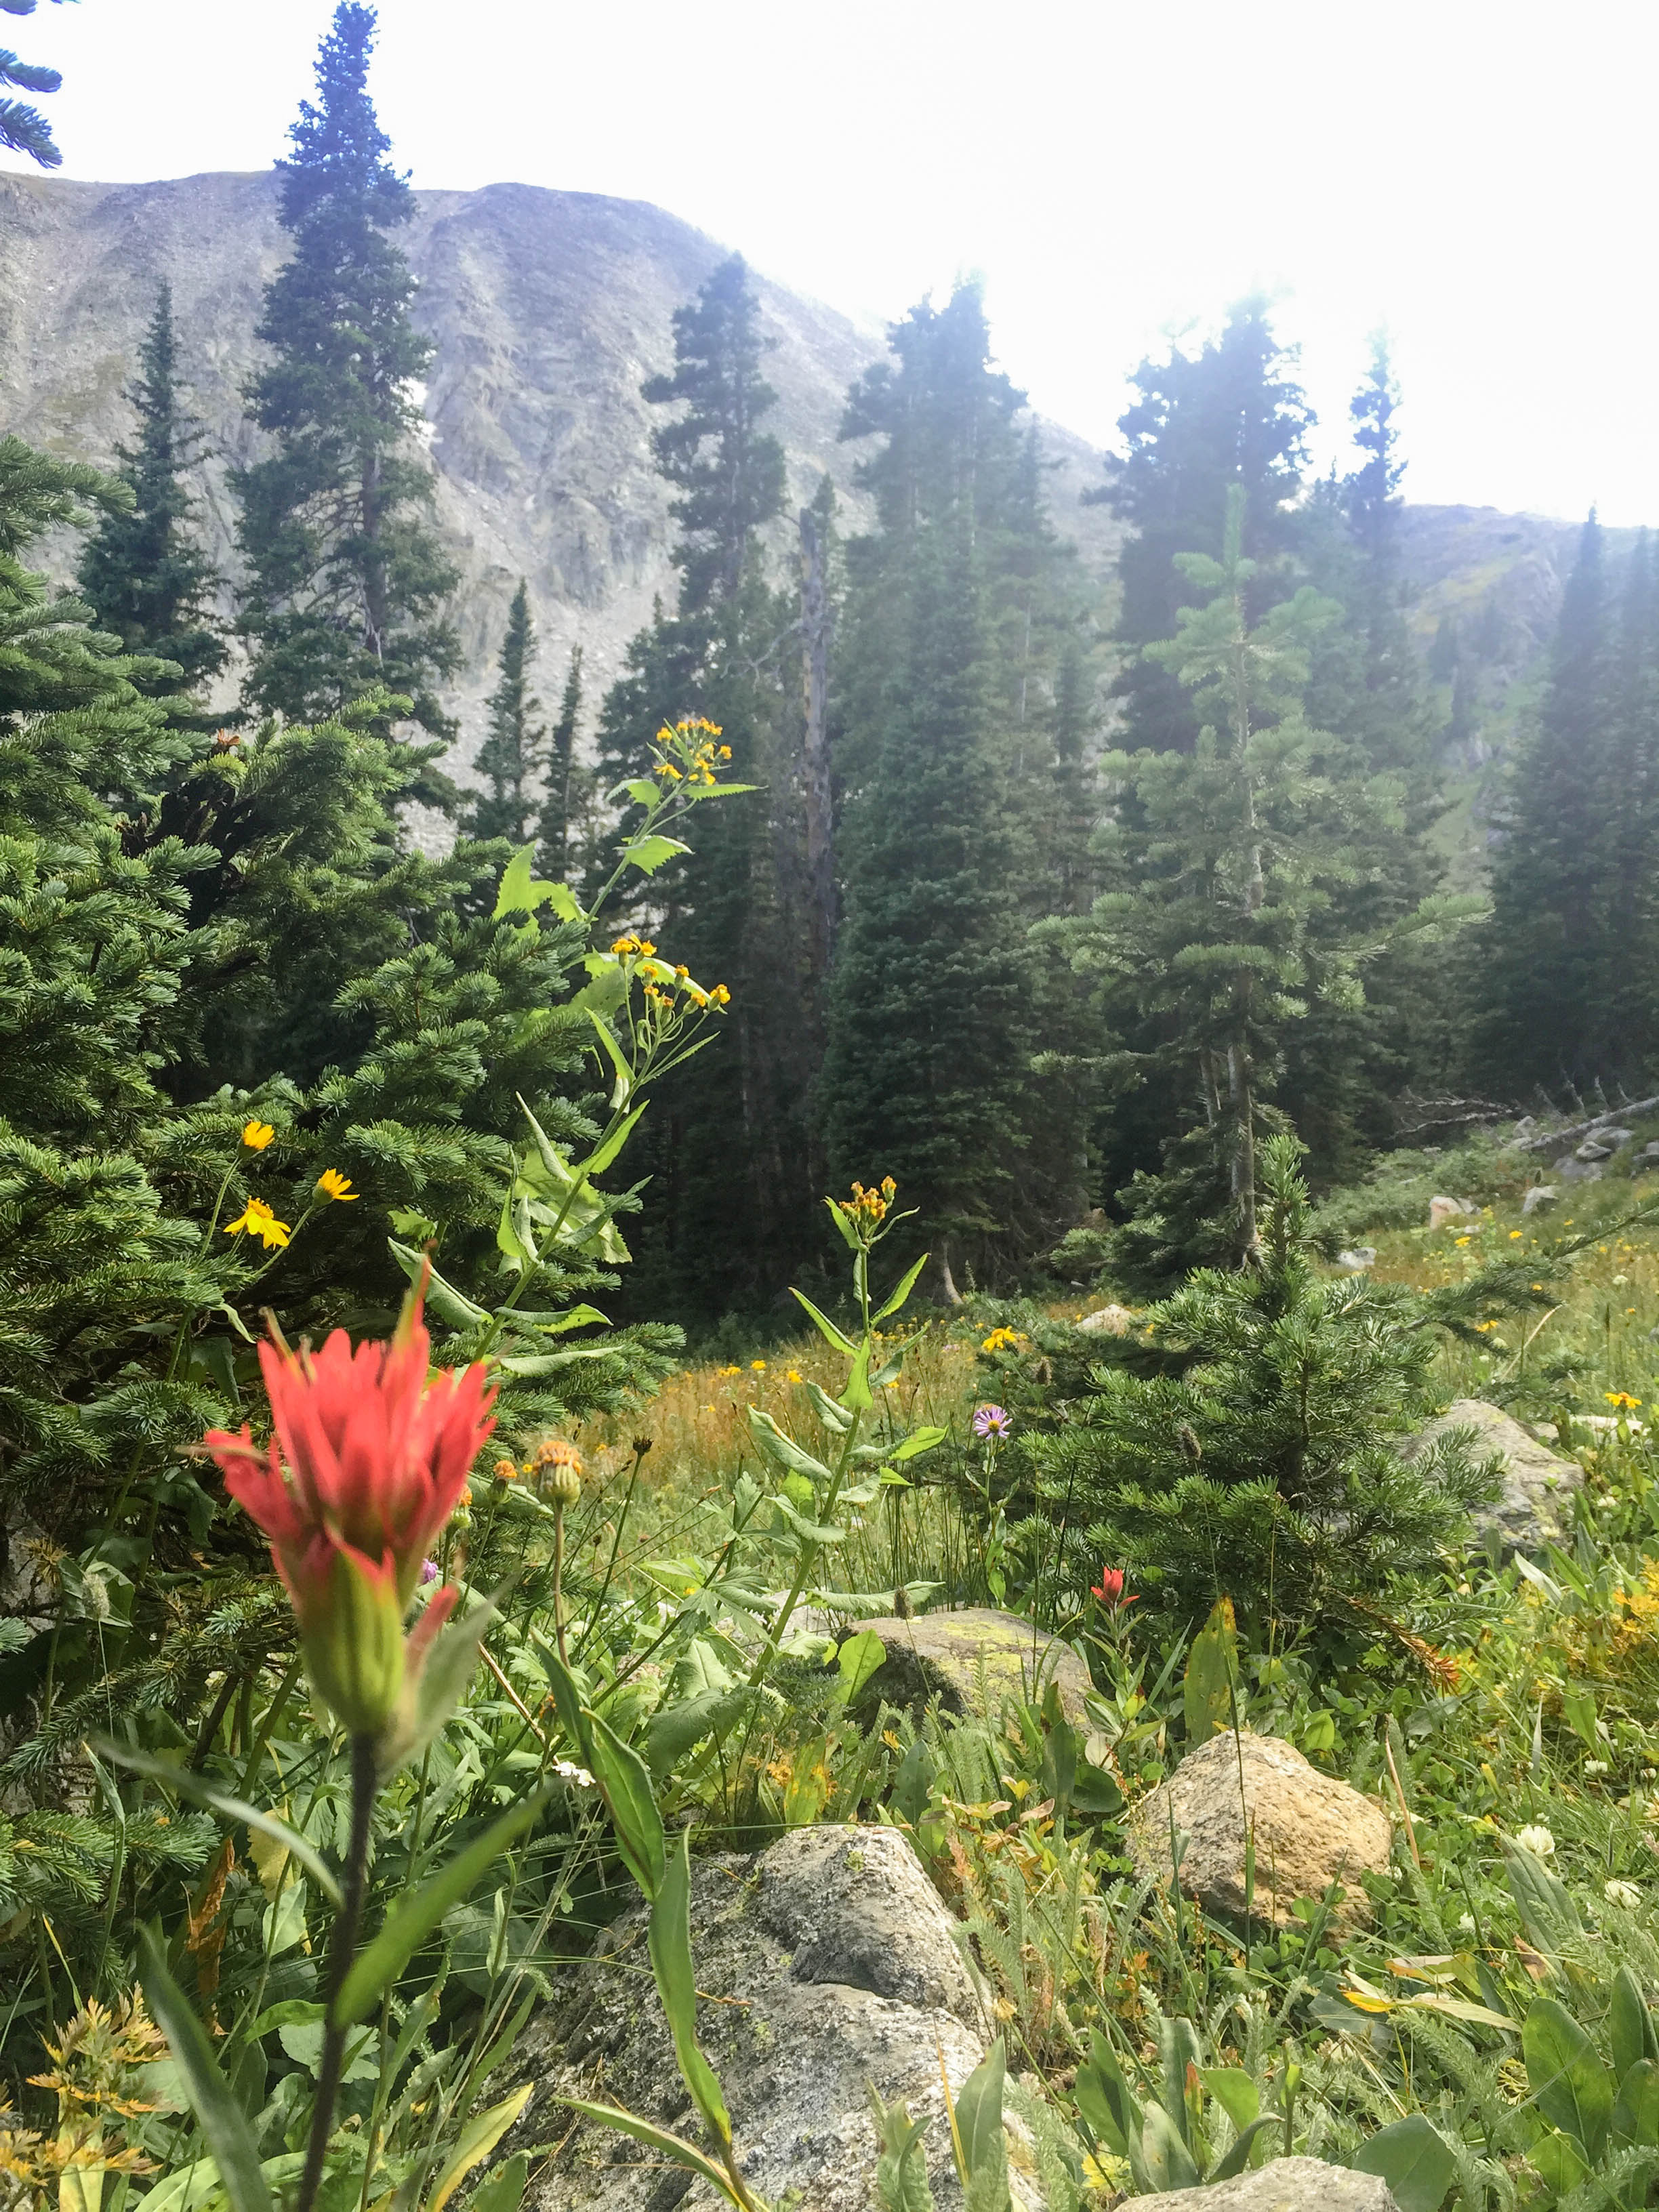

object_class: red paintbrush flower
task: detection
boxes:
[1089,1565,1137,1610]
[205,1277,495,1738]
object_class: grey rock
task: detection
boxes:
[1639,1142,1659,1162]
[1400,1396,1582,1552]
[1576,1139,1614,1162]
[1124,2156,1401,2212]
[1555,1153,1605,1184]
[1131,1734,1391,1933]
[851,1607,1093,1725]
[1521,1185,1559,1214]
[1428,1194,1474,1229]
[1077,1302,1136,1334]
[510,1824,1053,2212]
[1335,1247,1377,1271]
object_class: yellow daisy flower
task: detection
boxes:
[224,1197,291,1250]
[241,1120,275,1151]
[315,1168,359,1202]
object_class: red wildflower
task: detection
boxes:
[204,1279,495,1737]
[1089,1565,1137,1610]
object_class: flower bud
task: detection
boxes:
[546,1460,581,1509]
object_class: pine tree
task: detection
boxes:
[76,284,228,721]
[1052,486,1465,1285]
[822,286,1079,1284]
[537,644,584,878]
[0,3,62,167]
[234,2,458,745]
[1100,300,1312,753]
[1473,514,1613,1093]
[466,580,542,842]
[1026,1136,1497,1641]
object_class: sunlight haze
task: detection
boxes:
[6,0,1654,523]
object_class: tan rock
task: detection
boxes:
[1124,2156,1401,2212]
[1132,1732,1391,1931]
[1399,1396,1580,1553]
[1428,1194,1474,1229]
[850,1607,1092,1725]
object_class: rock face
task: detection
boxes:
[1428,1195,1473,1229]
[1077,1303,1136,1335]
[1131,1732,1392,1931]
[1521,1185,1558,1214]
[851,1607,1093,1726]
[0,170,1120,795]
[1400,1396,1581,1553]
[510,1823,1041,2212]
[1124,2156,1401,2212]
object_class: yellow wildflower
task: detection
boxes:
[224,1197,291,1250]
[787,1368,803,1384]
[710,983,731,1007]
[1509,1229,1523,1240]
[492,1456,518,1483]
[751,1359,767,1372]
[241,1120,275,1151]
[315,1168,358,1202]
[1607,1393,1642,1411]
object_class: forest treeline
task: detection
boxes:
[28,1,1659,1325]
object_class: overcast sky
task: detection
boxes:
[6,0,1654,524]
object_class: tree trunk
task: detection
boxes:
[799,506,835,988]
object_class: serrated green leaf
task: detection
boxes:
[621,834,691,874]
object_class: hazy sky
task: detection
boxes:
[6,0,1654,524]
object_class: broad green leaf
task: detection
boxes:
[138,1925,272,2212]
[645,1687,758,1776]
[1524,1994,1613,2159]
[1561,1687,1599,1753]
[951,2039,1010,2211]
[767,1494,848,1544]
[621,833,691,874]
[586,1008,634,1107]
[649,1830,733,2150]
[1612,1965,1658,2083]
[874,1252,930,1324]
[424,2085,533,2212]
[588,1709,666,1901]
[803,1379,854,1433]
[1073,2030,1140,2158]
[1506,1840,1584,1952]
[495,1347,616,1376]
[1528,2130,1589,2198]
[840,1338,874,1413]
[1208,2115,1282,2182]
[1183,1595,1236,1748]
[530,1303,610,1335]
[94,1741,342,1907]
[464,2154,528,2212]
[579,1101,647,1179]
[620,777,661,806]
[261,1878,307,1957]
[1130,2098,1200,2195]
[493,846,560,918]
[387,1241,491,1331]
[1158,2015,1202,2144]
[1612,2057,1659,2148]
[891,1425,949,1463]
[747,1406,833,1485]
[333,1782,554,2026]
[1355,2114,1457,2212]
[556,2097,741,2205]
[836,1630,888,1703]
[791,1284,857,1352]
[1199,2070,1258,2133]
[1401,1993,1519,2032]
[869,2085,937,2212]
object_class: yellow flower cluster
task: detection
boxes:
[611,934,657,957]
[1608,1391,1643,1411]
[651,716,733,788]
[980,1326,1027,1353]
[839,1175,897,1227]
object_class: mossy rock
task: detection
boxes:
[849,1606,1092,1725]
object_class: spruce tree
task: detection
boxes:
[822,285,1076,1284]
[537,644,584,878]
[76,283,228,721]
[466,580,542,842]
[0,1,62,167]
[1473,514,1613,1094]
[234,2,458,745]
[1100,300,1311,753]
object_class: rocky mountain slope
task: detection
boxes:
[0,169,1120,773]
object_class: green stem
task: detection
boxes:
[295,1734,376,2212]
[747,1397,865,1688]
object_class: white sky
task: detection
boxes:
[6,0,1654,524]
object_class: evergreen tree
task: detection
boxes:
[823,286,1082,1283]
[1100,300,1311,752]
[1026,1136,1497,1642]
[234,2,458,745]
[1473,514,1613,1092]
[0,0,62,167]
[1050,487,1468,1285]
[466,580,542,842]
[537,644,584,878]
[76,283,228,720]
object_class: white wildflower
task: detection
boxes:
[1585,1759,1610,1777]
[1605,1880,1643,1910]
[1515,1824,1556,1858]
[1456,1912,1477,1936]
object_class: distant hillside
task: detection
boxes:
[0,169,1120,778]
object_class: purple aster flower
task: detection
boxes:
[419,1557,441,1584]
[972,1404,1012,1441]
